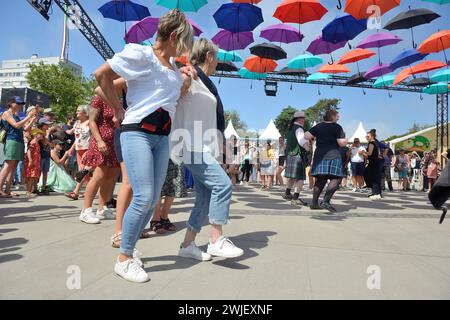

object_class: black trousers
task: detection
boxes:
[241,160,252,182]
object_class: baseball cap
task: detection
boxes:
[293,111,306,118]
[38,118,53,125]
[9,96,25,105]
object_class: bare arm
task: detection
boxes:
[95,77,127,108]
[337,138,348,147]
[23,116,37,132]
[51,149,69,166]
[94,63,124,125]
[2,111,34,129]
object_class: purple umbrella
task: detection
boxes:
[307,36,347,64]
[260,24,304,46]
[211,29,254,51]
[124,17,158,44]
[188,19,203,37]
[364,63,392,79]
[357,32,402,65]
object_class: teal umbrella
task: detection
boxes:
[217,49,242,62]
[430,69,450,83]
[156,0,207,12]
[306,72,330,82]
[423,82,450,94]
[422,0,450,4]
[238,67,267,79]
[288,54,323,69]
[373,75,396,88]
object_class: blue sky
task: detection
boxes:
[1,0,449,139]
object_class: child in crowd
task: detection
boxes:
[24,129,44,198]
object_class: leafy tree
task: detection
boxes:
[224,110,247,131]
[275,106,296,137]
[304,98,341,128]
[26,62,96,121]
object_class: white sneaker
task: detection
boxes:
[133,248,144,267]
[96,207,116,220]
[79,208,100,224]
[352,188,357,192]
[179,241,212,261]
[369,194,382,200]
[207,236,244,258]
[114,258,149,283]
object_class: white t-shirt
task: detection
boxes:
[74,120,90,151]
[294,124,310,150]
[351,146,366,163]
[107,44,183,125]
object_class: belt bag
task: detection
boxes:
[121,108,171,136]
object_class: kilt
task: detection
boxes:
[284,154,306,180]
[311,157,344,178]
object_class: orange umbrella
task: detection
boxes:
[393,60,447,85]
[273,0,328,24]
[337,48,376,64]
[318,63,350,74]
[344,0,400,20]
[418,30,450,54]
[244,56,278,73]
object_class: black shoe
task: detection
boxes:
[310,203,321,210]
[38,190,50,195]
[320,202,337,213]
[291,198,308,206]
[282,193,293,200]
[32,189,39,194]
[106,198,117,209]
[75,169,90,183]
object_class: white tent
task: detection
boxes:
[349,122,368,143]
[259,119,281,141]
[224,120,240,139]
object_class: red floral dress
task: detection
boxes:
[25,140,41,178]
[81,96,119,168]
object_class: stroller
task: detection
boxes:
[428,161,450,224]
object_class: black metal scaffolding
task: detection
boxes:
[437,93,449,160]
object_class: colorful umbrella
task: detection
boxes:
[423,83,450,94]
[322,15,367,44]
[307,72,330,82]
[364,63,392,79]
[337,48,375,64]
[217,49,243,62]
[422,0,450,3]
[357,32,402,65]
[239,67,267,79]
[277,67,308,75]
[211,30,254,51]
[233,0,262,3]
[188,19,202,37]
[250,43,287,60]
[260,24,304,45]
[383,8,440,48]
[216,61,238,72]
[373,75,396,88]
[318,63,350,74]
[345,72,366,85]
[306,36,347,63]
[430,70,450,83]
[418,30,450,63]
[288,54,323,68]
[213,3,263,33]
[273,0,328,24]
[393,60,447,85]
[405,77,435,87]
[99,0,150,22]
[389,49,428,71]
[124,17,158,44]
[344,0,400,20]
[156,0,207,12]
[244,56,278,73]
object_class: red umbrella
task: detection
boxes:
[337,48,376,64]
[344,0,400,20]
[318,63,350,74]
[244,56,278,73]
[273,0,328,24]
[393,60,447,85]
[418,30,450,63]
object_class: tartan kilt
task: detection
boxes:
[311,157,344,177]
[284,155,306,180]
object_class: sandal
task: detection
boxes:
[140,230,151,239]
[150,220,167,234]
[9,192,20,197]
[111,232,121,248]
[0,192,12,198]
[161,218,176,231]
[26,192,37,198]
[65,192,79,200]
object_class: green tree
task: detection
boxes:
[275,106,296,137]
[224,110,247,131]
[304,98,341,128]
[26,62,96,121]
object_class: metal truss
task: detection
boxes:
[436,93,449,159]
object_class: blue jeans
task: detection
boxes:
[120,131,169,256]
[184,152,232,233]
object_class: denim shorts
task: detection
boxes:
[114,129,123,163]
[351,162,365,176]
[397,167,409,179]
[40,157,50,173]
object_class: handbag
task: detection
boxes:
[0,119,6,144]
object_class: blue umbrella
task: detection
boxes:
[99,0,150,22]
[430,69,450,83]
[213,3,263,33]
[322,15,367,44]
[389,49,428,71]
[307,73,330,83]
[423,82,450,95]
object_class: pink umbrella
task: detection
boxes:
[211,29,254,51]
[364,63,392,79]
[307,36,347,63]
[357,32,402,65]
[188,19,203,37]
[124,17,158,44]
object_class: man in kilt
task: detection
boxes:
[282,111,311,206]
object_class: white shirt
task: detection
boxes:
[294,123,309,150]
[351,146,366,163]
[107,44,183,125]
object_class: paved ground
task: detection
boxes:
[1,184,450,299]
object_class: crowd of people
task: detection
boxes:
[0,9,447,284]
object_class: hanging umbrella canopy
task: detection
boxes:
[260,24,304,44]
[345,0,400,20]
[322,14,367,44]
[393,60,447,85]
[277,67,308,75]
[337,48,375,64]
[346,72,366,85]
[99,0,151,22]
[389,49,428,71]
[156,0,207,12]
[216,61,238,72]
[357,33,402,49]
[239,67,267,79]
[213,3,264,33]
[307,36,347,55]
[273,0,328,24]
[307,72,330,82]
[422,0,450,3]
[418,30,450,54]
[188,19,203,37]
[318,63,350,74]
[249,43,287,60]
[423,83,450,94]
[364,63,392,79]
[217,49,243,62]
[211,30,254,51]
[244,56,278,73]
[373,75,396,88]
[405,77,436,87]
[124,17,158,44]
[383,8,440,31]
[288,53,323,68]
[430,69,450,83]
[233,0,263,3]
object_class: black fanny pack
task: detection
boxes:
[121,108,171,136]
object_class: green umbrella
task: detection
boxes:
[218,49,243,62]
[306,72,330,83]
[156,0,207,12]
[430,69,450,83]
[422,82,450,94]
[238,67,267,80]
[373,75,396,88]
[422,0,450,4]
[288,54,323,69]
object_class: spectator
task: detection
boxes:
[350,138,366,192]
[24,129,44,198]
